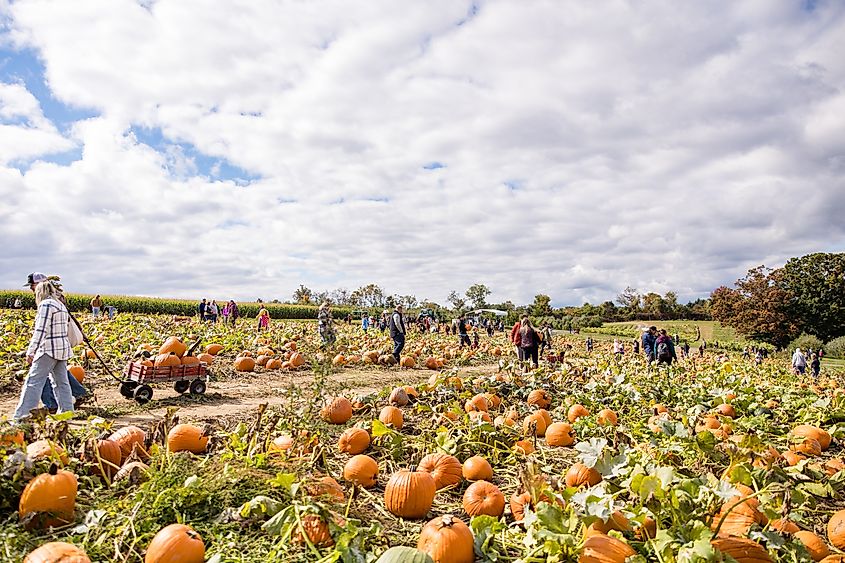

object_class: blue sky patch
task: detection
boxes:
[423,161,445,170]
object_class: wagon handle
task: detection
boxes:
[69,311,123,383]
[186,338,203,357]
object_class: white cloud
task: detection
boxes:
[0,0,843,305]
[0,81,75,162]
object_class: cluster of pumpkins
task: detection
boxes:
[8,418,212,562]
[132,336,222,369]
[233,341,307,372]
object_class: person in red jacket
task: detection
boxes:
[510,320,522,360]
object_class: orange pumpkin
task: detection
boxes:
[167,424,209,454]
[510,491,531,522]
[716,403,736,418]
[68,365,85,383]
[462,456,493,481]
[144,523,205,563]
[464,394,489,413]
[196,353,214,365]
[565,462,601,488]
[19,464,77,529]
[154,353,181,367]
[205,343,224,355]
[597,409,618,426]
[180,355,200,366]
[320,397,353,424]
[523,412,548,437]
[580,532,636,563]
[107,426,147,463]
[289,352,305,368]
[384,469,436,519]
[343,455,379,487]
[379,406,404,429]
[87,439,122,481]
[417,515,474,563]
[338,427,370,454]
[306,476,345,503]
[462,480,505,517]
[293,514,334,548]
[418,453,462,489]
[27,439,69,465]
[513,440,535,455]
[23,542,91,563]
[710,538,771,563]
[527,389,551,409]
[791,425,832,451]
[828,509,845,550]
[794,530,829,561]
[234,356,256,372]
[567,404,590,423]
[159,336,187,357]
[546,422,575,446]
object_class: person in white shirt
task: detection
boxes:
[13,280,75,420]
[389,305,406,363]
[791,347,807,375]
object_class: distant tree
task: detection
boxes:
[599,301,619,322]
[710,266,799,348]
[447,291,467,312]
[778,252,845,342]
[330,288,352,306]
[532,294,552,316]
[312,291,330,305]
[465,284,492,309]
[641,293,669,320]
[616,286,641,316]
[350,284,387,308]
[293,285,312,304]
[663,291,679,318]
[399,294,418,310]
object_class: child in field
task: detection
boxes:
[257,307,270,331]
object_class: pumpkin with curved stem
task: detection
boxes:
[167,424,209,454]
[418,453,462,489]
[828,509,845,550]
[23,542,91,563]
[417,515,474,563]
[379,406,404,429]
[159,336,187,357]
[565,462,602,488]
[144,523,205,563]
[338,427,370,454]
[710,538,771,563]
[320,397,353,424]
[343,455,379,488]
[462,480,505,517]
[19,464,77,529]
[579,532,636,563]
[384,469,436,519]
[462,456,493,481]
[523,413,548,437]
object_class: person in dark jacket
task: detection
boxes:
[654,329,677,365]
[457,315,471,347]
[642,326,657,362]
[518,317,540,369]
[389,305,406,364]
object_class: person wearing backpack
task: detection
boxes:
[654,329,677,365]
[518,317,540,369]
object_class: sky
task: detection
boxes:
[0,0,843,307]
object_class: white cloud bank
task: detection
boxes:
[0,0,844,305]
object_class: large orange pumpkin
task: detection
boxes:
[546,422,575,446]
[828,509,845,550]
[205,343,224,355]
[234,356,256,372]
[417,515,474,563]
[167,424,209,454]
[23,542,91,563]
[289,352,305,368]
[320,397,353,424]
[794,530,830,561]
[338,427,370,454]
[710,538,771,563]
[418,453,462,489]
[379,406,404,429]
[462,480,505,517]
[19,464,77,529]
[144,523,205,563]
[384,470,436,519]
[523,413,548,437]
[159,336,187,357]
[791,425,832,451]
[527,389,551,408]
[154,353,181,367]
[343,455,379,488]
[108,426,147,463]
[565,463,601,488]
[68,365,85,383]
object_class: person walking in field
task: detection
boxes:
[510,319,523,360]
[317,303,336,346]
[810,353,820,378]
[90,294,103,317]
[257,306,270,332]
[361,314,370,332]
[642,326,657,362]
[206,300,219,323]
[792,347,807,375]
[518,317,540,369]
[198,298,207,320]
[14,280,76,420]
[389,304,406,364]
[654,329,677,366]
[221,301,230,324]
[457,314,471,348]
[228,300,239,326]
[539,323,553,356]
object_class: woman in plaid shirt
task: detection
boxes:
[13,281,75,420]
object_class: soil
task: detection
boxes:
[0,364,499,427]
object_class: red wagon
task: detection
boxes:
[120,361,210,404]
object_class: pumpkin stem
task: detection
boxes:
[49,462,58,475]
[441,514,455,527]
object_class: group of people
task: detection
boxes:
[509,317,553,368]
[197,298,240,325]
[12,272,91,421]
[791,347,823,377]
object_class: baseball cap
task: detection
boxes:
[24,272,48,286]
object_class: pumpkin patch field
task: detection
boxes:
[2,310,845,562]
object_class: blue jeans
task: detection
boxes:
[392,333,405,363]
[41,372,88,411]
[92,306,100,317]
[14,355,74,420]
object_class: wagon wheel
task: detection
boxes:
[119,381,139,399]
[174,380,190,394]
[134,384,153,404]
[189,379,207,395]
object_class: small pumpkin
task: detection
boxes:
[597,409,618,426]
[384,469,436,519]
[565,462,602,488]
[580,533,636,563]
[293,514,334,548]
[289,351,306,368]
[19,464,77,529]
[794,530,830,561]
[144,523,205,563]
[462,456,493,481]
[527,389,551,408]
[546,422,575,446]
[464,394,489,413]
[108,426,147,463]
[343,455,379,488]
[68,365,85,383]
[462,480,505,517]
[418,453,462,489]
[567,404,590,423]
[23,541,91,563]
[513,439,535,454]
[379,406,404,429]
[417,515,474,563]
[180,355,200,366]
[389,387,410,406]
[320,397,353,424]
[234,356,256,372]
[338,427,370,454]
[196,353,214,365]
[167,424,209,454]
[828,509,845,550]
[307,476,345,502]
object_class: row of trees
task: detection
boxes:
[710,253,845,349]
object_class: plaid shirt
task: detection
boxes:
[27,298,73,361]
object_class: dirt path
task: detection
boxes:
[0,365,500,426]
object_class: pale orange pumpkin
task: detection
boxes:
[527,389,551,409]
[580,533,636,563]
[234,356,256,372]
[320,397,353,424]
[144,523,205,563]
[828,509,845,550]
[337,427,370,454]
[23,542,91,563]
[167,424,209,454]
[343,455,379,488]
[379,406,404,429]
